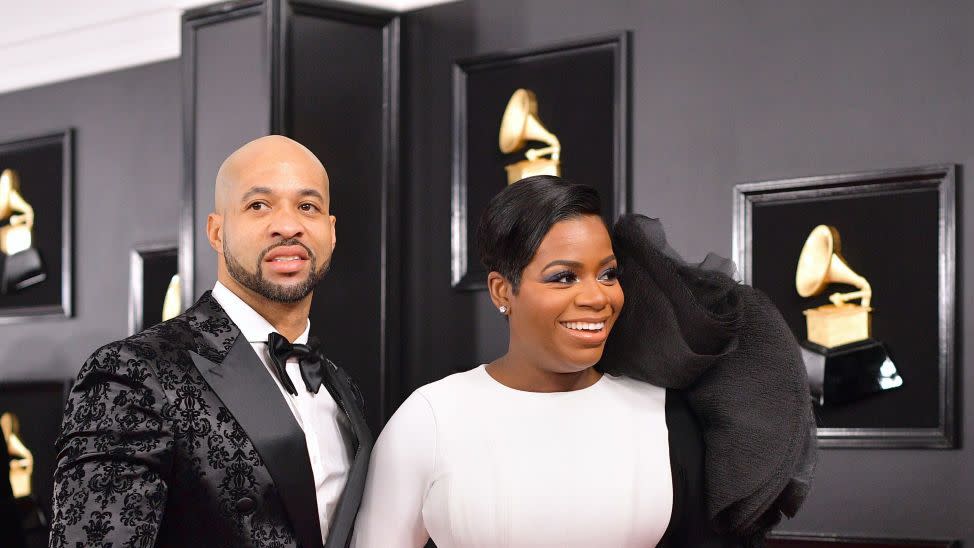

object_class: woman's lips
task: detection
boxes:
[558,320,609,345]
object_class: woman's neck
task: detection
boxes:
[486,352,601,393]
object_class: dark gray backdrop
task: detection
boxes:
[0,60,181,379]
[0,0,971,544]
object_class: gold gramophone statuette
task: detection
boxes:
[1,412,33,499]
[162,274,182,322]
[499,89,561,184]
[0,168,46,293]
[795,225,872,348]
[0,169,34,256]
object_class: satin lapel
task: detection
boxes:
[323,363,374,548]
[191,336,323,548]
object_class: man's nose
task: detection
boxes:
[269,208,304,240]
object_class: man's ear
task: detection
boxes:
[206,213,223,254]
[487,271,512,312]
[329,214,337,252]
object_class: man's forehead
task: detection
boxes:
[229,162,328,195]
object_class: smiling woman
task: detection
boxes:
[480,181,622,390]
[350,176,814,547]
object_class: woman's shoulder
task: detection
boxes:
[409,365,489,406]
[600,373,668,406]
[381,366,488,436]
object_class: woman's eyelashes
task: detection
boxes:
[598,267,619,283]
[544,270,578,284]
[543,266,619,285]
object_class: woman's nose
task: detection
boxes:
[575,278,610,309]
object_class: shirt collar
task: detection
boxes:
[211,281,310,345]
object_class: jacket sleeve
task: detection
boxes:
[49,340,174,548]
[659,390,746,548]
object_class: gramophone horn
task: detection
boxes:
[795,224,869,300]
[498,89,560,154]
[162,274,182,322]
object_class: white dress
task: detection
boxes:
[351,365,673,548]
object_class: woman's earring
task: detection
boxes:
[498,305,508,315]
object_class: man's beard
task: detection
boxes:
[224,237,330,303]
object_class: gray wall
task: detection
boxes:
[0,60,182,380]
[401,0,973,543]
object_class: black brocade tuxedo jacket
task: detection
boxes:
[50,292,373,548]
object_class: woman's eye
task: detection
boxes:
[547,271,578,284]
[599,267,619,282]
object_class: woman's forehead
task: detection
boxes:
[532,216,612,260]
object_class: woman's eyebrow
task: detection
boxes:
[541,255,615,271]
[541,259,581,270]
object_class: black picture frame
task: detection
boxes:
[733,165,957,448]
[0,379,72,541]
[0,130,73,322]
[129,243,178,335]
[451,32,631,290]
[767,532,959,547]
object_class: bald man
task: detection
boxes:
[50,136,372,548]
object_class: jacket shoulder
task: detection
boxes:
[80,314,200,381]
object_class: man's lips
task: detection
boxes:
[262,245,310,274]
[264,245,309,261]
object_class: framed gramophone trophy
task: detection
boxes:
[0,380,73,542]
[733,165,956,448]
[0,130,73,322]
[451,33,630,289]
[129,243,180,335]
[795,224,902,406]
[498,88,561,184]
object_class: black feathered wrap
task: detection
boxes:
[598,214,817,544]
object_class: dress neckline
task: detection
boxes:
[475,364,608,397]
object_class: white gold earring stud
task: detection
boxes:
[498,306,508,314]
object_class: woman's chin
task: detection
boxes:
[553,350,606,373]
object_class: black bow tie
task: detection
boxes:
[266,332,326,396]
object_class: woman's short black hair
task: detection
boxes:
[477,175,603,292]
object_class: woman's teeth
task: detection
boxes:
[562,322,605,331]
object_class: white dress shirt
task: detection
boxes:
[212,282,351,543]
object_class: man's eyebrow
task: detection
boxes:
[240,186,272,202]
[239,187,325,201]
[298,188,324,200]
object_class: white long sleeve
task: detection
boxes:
[351,391,435,548]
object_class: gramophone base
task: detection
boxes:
[504,158,560,184]
[0,247,46,294]
[15,495,47,532]
[803,303,871,348]
[799,338,902,406]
